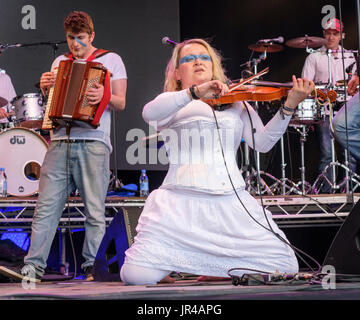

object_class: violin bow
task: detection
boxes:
[229,67,269,92]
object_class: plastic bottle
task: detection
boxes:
[0,168,7,197]
[139,169,149,197]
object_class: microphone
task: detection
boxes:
[0,43,21,53]
[162,36,178,46]
[258,36,284,44]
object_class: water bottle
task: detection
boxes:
[139,169,149,197]
[0,168,7,197]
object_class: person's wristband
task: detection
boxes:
[282,105,295,114]
[282,105,295,116]
[280,105,295,119]
[189,85,200,100]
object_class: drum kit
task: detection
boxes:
[0,90,48,197]
[243,35,360,196]
[0,40,66,197]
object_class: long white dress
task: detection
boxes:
[124,90,298,277]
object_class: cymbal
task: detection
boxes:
[248,43,283,53]
[0,96,8,108]
[285,36,327,48]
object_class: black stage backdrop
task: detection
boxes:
[0,0,179,172]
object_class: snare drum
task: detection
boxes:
[11,93,45,129]
[0,127,48,196]
[291,99,325,125]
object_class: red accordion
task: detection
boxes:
[42,59,111,130]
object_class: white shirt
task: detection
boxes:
[302,45,356,85]
[143,90,292,194]
[0,71,17,123]
[49,52,127,152]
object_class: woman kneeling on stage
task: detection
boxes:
[120,38,315,285]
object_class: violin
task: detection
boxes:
[205,74,337,108]
[205,67,288,107]
[206,85,288,107]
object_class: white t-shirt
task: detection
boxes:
[49,51,127,152]
[0,71,17,123]
[302,45,356,84]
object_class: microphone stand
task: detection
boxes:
[338,0,358,204]
[110,109,122,191]
[242,51,274,195]
[0,40,67,60]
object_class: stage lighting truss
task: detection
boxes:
[0,194,359,230]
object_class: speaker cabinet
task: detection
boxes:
[93,206,143,281]
[323,200,360,278]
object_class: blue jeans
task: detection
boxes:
[333,93,360,162]
[24,140,110,276]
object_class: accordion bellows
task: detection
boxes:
[42,59,109,130]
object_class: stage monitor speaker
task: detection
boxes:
[323,199,360,277]
[93,206,143,281]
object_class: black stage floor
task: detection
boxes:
[1,278,360,300]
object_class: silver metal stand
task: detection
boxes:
[243,51,273,195]
[244,133,301,196]
[312,134,360,194]
[59,228,69,275]
[109,109,122,191]
[278,135,302,195]
[290,124,313,195]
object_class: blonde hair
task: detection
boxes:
[163,38,228,92]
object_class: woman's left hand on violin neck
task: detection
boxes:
[284,76,315,110]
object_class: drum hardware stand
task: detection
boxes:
[242,51,273,195]
[289,124,313,195]
[241,138,274,195]
[244,168,276,195]
[241,140,273,195]
[326,49,334,88]
[312,134,360,194]
[243,134,301,195]
[245,134,303,195]
[278,134,302,195]
[339,152,360,194]
[241,51,301,195]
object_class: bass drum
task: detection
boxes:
[0,127,48,196]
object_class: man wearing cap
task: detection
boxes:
[302,18,357,192]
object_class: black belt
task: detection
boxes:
[60,139,96,144]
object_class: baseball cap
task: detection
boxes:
[323,18,343,32]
